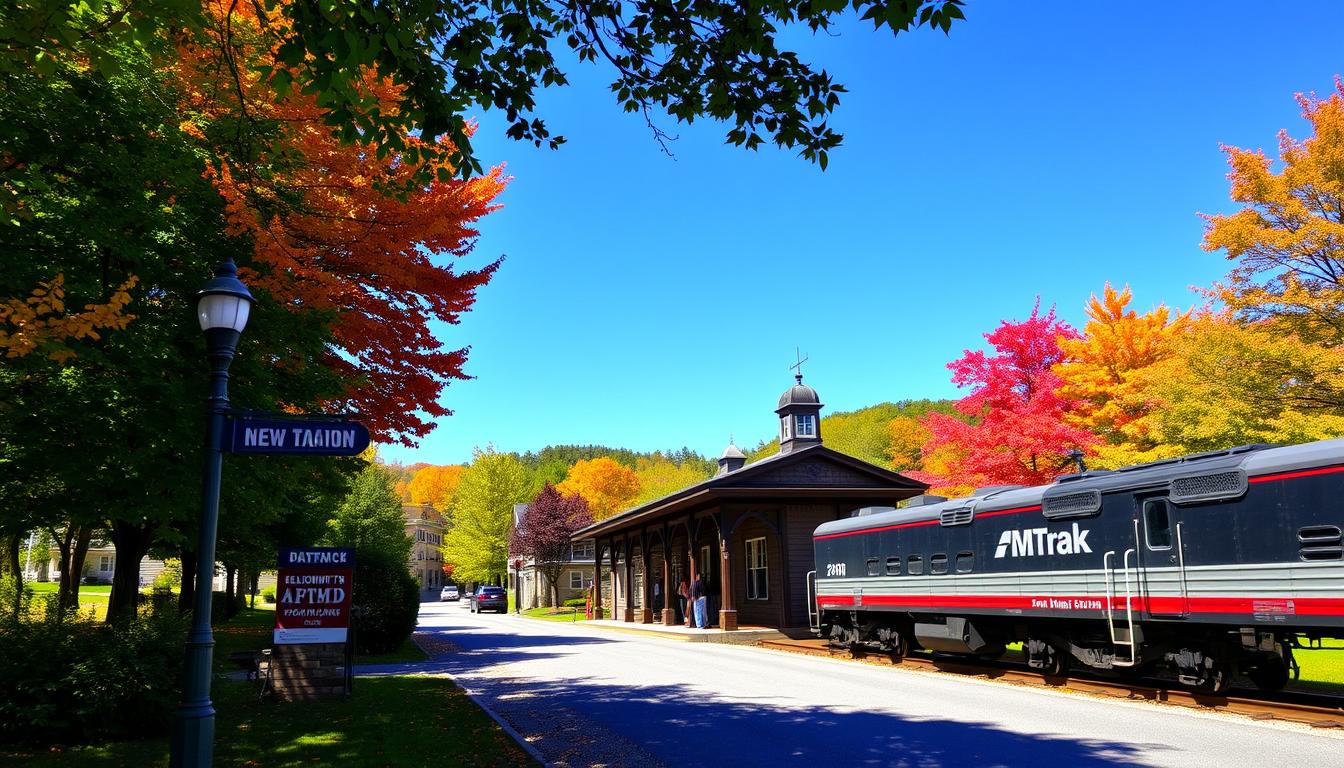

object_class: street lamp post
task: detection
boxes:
[171,259,254,768]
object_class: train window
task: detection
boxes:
[956,552,975,573]
[907,555,924,575]
[866,558,880,577]
[886,557,901,576]
[1144,499,1172,549]
[930,554,949,575]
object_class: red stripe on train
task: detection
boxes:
[813,505,1042,541]
[1249,464,1344,484]
[815,593,1344,616]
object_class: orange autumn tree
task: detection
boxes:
[1054,283,1189,468]
[557,457,641,521]
[174,1,507,444]
[408,465,466,511]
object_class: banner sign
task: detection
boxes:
[225,414,370,457]
[274,547,355,645]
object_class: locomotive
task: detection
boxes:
[810,439,1344,693]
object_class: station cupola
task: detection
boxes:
[776,373,823,453]
[716,441,747,476]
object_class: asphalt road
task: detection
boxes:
[367,602,1344,768]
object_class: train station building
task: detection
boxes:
[572,375,927,631]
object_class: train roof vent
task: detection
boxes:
[1169,470,1247,505]
[1042,489,1102,520]
[905,495,949,508]
[939,507,974,527]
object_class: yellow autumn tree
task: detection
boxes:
[1133,313,1344,453]
[886,416,930,473]
[1203,79,1344,351]
[0,275,138,362]
[1054,283,1189,468]
[556,457,641,521]
[631,455,712,505]
[407,465,465,510]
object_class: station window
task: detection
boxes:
[746,537,768,600]
[886,557,901,576]
[866,558,880,577]
[796,414,816,437]
[1144,499,1172,550]
[931,554,949,575]
[907,555,924,575]
[956,552,975,573]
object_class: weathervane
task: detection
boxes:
[790,347,809,384]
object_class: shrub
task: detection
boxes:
[0,610,186,744]
[260,587,276,604]
[563,597,586,608]
[210,590,240,624]
[352,549,419,655]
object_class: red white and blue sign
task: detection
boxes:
[274,548,355,645]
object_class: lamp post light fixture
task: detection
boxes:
[171,259,254,768]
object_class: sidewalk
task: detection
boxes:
[577,618,785,645]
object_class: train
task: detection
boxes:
[810,439,1344,693]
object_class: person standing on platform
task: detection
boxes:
[677,576,689,624]
[691,572,707,629]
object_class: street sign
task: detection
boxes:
[224,414,369,456]
[274,547,355,645]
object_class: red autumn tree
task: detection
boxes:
[510,483,594,607]
[173,2,507,445]
[915,301,1096,490]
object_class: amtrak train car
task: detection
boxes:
[811,439,1344,693]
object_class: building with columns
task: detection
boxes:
[571,375,927,631]
[404,503,446,597]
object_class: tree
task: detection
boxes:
[175,3,509,445]
[631,455,713,505]
[510,484,593,607]
[442,448,531,584]
[407,465,465,510]
[916,302,1096,490]
[1130,313,1344,454]
[1203,80,1344,346]
[556,457,640,521]
[2,1,967,179]
[328,463,412,562]
[1054,284,1189,468]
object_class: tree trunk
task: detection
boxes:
[63,526,92,613]
[179,547,196,614]
[224,564,236,613]
[5,534,21,619]
[106,521,153,623]
[233,567,248,610]
[53,527,72,612]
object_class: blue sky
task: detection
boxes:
[382,1,1344,467]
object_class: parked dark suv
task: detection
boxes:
[470,586,507,614]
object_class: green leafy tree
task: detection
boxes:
[1,0,967,179]
[327,463,412,562]
[442,448,531,585]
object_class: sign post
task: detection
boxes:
[270,547,356,701]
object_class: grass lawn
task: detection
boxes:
[0,606,517,767]
[24,582,110,620]
[1291,647,1344,689]
[519,605,585,623]
[0,675,537,768]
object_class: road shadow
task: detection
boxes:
[467,674,1164,768]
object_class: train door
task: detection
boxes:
[1136,495,1190,619]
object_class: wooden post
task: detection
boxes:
[661,526,675,626]
[622,535,634,623]
[719,528,738,631]
[592,539,603,620]
[639,529,653,624]
[686,518,698,628]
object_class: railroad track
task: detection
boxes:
[758,637,1344,730]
